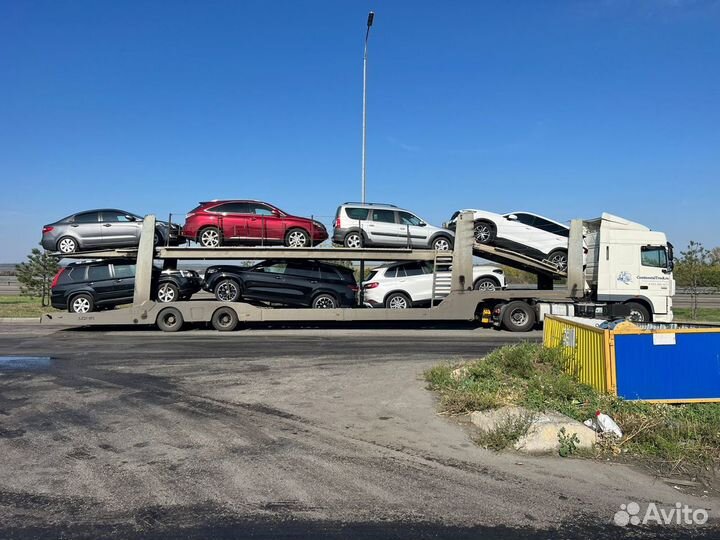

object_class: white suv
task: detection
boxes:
[361,261,505,308]
[333,203,454,251]
[446,209,574,270]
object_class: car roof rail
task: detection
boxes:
[342,202,398,207]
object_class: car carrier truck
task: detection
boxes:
[41,211,674,332]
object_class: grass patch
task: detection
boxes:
[474,412,535,451]
[425,343,720,474]
[674,307,720,322]
[0,295,59,318]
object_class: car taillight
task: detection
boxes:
[333,218,340,228]
[42,226,54,234]
[363,282,379,289]
[50,268,65,289]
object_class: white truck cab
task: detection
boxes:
[585,213,674,322]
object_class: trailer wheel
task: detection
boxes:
[211,307,239,331]
[156,307,184,332]
[625,302,650,323]
[501,301,536,332]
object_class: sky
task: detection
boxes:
[1,0,719,263]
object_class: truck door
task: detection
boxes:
[638,246,673,296]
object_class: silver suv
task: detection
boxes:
[332,203,454,250]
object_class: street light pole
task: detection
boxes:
[361,11,374,203]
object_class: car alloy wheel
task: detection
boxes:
[58,237,77,254]
[433,237,451,251]
[474,224,492,243]
[548,251,568,272]
[474,278,497,291]
[71,296,91,313]
[387,294,409,309]
[157,283,177,302]
[215,280,240,302]
[200,228,220,248]
[344,233,362,249]
[312,294,337,309]
[286,230,309,248]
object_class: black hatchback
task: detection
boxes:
[203,260,358,309]
[51,259,202,313]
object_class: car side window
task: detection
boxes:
[514,213,536,227]
[420,262,433,274]
[371,210,396,223]
[113,264,136,278]
[210,203,250,214]
[345,208,369,220]
[531,217,569,237]
[102,211,135,222]
[641,246,668,268]
[87,265,111,281]
[251,204,275,216]
[256,262,287,274]
[404,262,425,277]
[285,262,318,279]
[398,212,422,226]
[73,212,100,224]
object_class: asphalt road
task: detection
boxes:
[0,323,717,539]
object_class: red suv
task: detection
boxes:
[182,200,328,248]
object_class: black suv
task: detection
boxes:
[203,260,358,308]
[51,259,201,313]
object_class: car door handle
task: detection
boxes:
[115,279,123,283]
[274,276,282,280]
[367,224,375,227]
[310,280,318,284]
[103,223,112,227]
[71,224,79,227]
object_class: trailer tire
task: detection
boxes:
[211,307,239,331]
[501,300,536,332]
[625,301,651,323]
[473,221,496,244]
[156,307,184,332]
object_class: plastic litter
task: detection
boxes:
[584,411,623,438]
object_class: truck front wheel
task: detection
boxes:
[501,301,536,332]
[625,302,650,323]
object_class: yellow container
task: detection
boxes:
[543,315,616,394]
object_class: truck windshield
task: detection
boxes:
[640,246,668,268]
